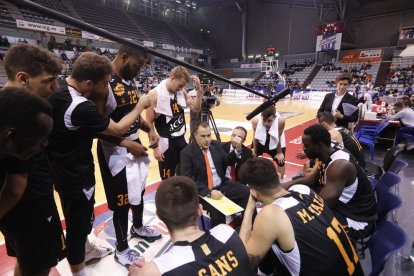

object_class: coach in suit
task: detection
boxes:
[180,121,250,227]
[317,73,359,128]
[221,126,253,183]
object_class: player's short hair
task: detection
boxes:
[303,124,331,147]
[155,176,199,232]
[238,158,280,196]
[261,105,276,119]
[4,44,62,80]
[169,66,191,82]
[317,112,336,125]
[117,45,149,61]
[71,52,112,83]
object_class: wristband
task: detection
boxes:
[149,142,158,149]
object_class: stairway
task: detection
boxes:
[61,0,82,20]
[303,64,322,88]
[168,24,191,47]
[374,61,392,88]
[123,11,149,41]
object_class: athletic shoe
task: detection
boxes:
[406,142,414,151]
[130,225,162,242]
[115,248,141,269]
[85,237,114,262]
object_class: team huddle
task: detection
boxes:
[0,44,376,276]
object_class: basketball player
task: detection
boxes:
[317,112,366,169]
[128,176,255,276]
[97,45,162,268]
[0,44,66,276]
[47,52,151,275]
[283,124,376,240]
[238,158,363,275]
[146,66,203,179]
[251,105,287,179]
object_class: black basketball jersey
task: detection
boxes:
[47,83,110,196]
[108,75,141,138]
[336,127,366,169]
[323,149,376,223]
[154,94,185,138]
[271,185,362,276]
[152,224,255,276]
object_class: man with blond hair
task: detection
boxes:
[146,66,203,179]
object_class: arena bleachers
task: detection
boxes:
[385,52,414,93]
[127,14,181,45]
[70,0,145,41]
[0,3,15,26]
[311,61,381,91]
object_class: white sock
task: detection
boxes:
[257,268,273,276]
[85,237,92,251]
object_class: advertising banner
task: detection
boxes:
[340,49,382,63]
[162,44,175,51]
[16,19,65,35]
[143,41,154,47]
[65,27,82,37]
[316,33,342,52]
[399,27,414,40]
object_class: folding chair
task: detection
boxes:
[368,221,407,276]
[375,190,402,226]
[364,144,405,179]
[355,120,390,160]
[374,171,401,194]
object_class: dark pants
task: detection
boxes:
[59,192,95,265]
[202,180,250,227]
[113,190,145,252]
[159,136,188,179]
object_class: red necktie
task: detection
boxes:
[230,165,236,181]
[204,149,213,190]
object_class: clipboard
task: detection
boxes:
[201,195,244,216]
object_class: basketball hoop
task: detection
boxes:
[261,60,279,76]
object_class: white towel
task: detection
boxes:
[255,115,279,150]
[100,141,129,176]
[276,112,286,148]
[154,79,187,119]
[126,154,150,205]
[100,142,150,205]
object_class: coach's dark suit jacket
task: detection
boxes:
[180,140,239,197]
[221,142,253,182]
[317,92,359,128]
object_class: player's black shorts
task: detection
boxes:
[0,198,66,275]
[59,190,95,265]
[335,211,375,241]
[97,139,147,210]
[256,144,286,166]
[158,136,188,179]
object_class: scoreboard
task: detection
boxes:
[316,21,346,36]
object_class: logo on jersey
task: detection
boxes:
[169,115,184,133]
[113,83,125,97]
